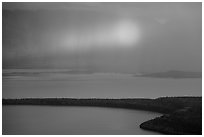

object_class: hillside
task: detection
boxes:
[2,97,202,135]
[137,71,201,78]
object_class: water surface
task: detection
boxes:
[3,105,161,135]
[3,69,201,98]
[3,69,201,135]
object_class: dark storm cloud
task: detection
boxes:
[2,3,201,73]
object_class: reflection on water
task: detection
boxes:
[2,69,202,98]
[3,105,161,135]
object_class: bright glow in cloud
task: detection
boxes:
[51,19,141,52]
[114,19,140,46]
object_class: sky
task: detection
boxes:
[2,2,202,73]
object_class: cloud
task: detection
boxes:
[155,18,168,24]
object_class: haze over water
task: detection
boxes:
[3,69,201,98]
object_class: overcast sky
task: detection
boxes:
[2,2,201,73]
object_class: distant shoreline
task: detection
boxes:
[135,71,202,79]
[3,69,202,79]
[3,96,202,135]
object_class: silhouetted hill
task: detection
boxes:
[3,96,202,134]
[137,71,201,78]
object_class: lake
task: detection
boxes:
[2,69,201,135]
[3,105,161,135]
[2,69,202,98]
